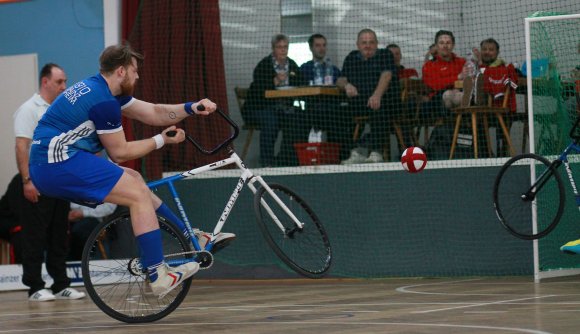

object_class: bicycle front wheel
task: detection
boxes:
[493,153,565,240]
[81,213,193,323]
[254,183,332,278]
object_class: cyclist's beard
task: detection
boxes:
[120,77,135,96]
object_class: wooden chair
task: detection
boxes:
[449,77,515,159]
[234,86,255,160]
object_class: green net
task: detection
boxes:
[125,1,580,278]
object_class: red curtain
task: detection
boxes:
[120,0,141,170]
[122,0,230,179]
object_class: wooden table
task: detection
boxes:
[265,86,340,98]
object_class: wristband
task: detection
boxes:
[184,102,194,115]
[153,134,164,149]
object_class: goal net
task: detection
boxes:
[525,12,580,281]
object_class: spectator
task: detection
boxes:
[13,63,86,301]
[478,38,518,112]
[299,33,345,155]
[337,28,400,164]
[386,44,419,79]
[387,43,419,147]
[421,30,466,158]
[68,202,117,261]
[300,33,341,85]
[243,34,307,166]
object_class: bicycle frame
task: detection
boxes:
[526,115,580,206]
[556,140,580,208]
[146,149,305,255]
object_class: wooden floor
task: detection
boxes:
[1,276,580,333]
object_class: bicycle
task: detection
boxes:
[493,117,580,240]
[80,109,332,323]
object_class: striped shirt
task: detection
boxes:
[30,74,133,164]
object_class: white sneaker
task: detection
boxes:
[341,150,367,165]
[365,151,384,163]
[29,288,55,302]
[54,287,86,300]
[195,230,236,253]
[149,262,199,299]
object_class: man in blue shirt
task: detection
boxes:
[337,29,400,164]
[299,34,346,156]
[30,44,234,298]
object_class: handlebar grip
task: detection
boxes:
[166,130,177,137]
[197,104,205,111]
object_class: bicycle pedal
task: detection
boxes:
[197,250,214,269]
[211,237,236,254]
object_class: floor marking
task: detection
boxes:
[0,321,553,334]
[464,311,509,314]
[412,295,556,314]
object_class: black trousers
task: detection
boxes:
[19,180,70,295]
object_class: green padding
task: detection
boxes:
[154,167,533,278]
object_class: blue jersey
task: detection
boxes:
[30,74,133,164]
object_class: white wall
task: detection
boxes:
[0,54,37,193]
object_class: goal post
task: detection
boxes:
[524,12,580,282]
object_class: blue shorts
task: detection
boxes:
[30,151,124,208]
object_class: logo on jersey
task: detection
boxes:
[64,82,92,105]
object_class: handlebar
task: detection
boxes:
[166,104,239,155]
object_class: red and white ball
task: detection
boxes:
[401,146,427,173]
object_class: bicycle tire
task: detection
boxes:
[81,213,193,323]
[493,153,565,240]
[254,183,332,278]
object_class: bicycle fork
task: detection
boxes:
[247,176,305,235]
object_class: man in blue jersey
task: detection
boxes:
[29,44,234,298]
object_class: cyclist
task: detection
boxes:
[29,43,235,297]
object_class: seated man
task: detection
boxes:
[478,38,518,112]
[337,29,400,164]
[387,43,419,147]
[243,34,307,167]
[475,38,518,156]
[421,30,466,159]
[68,202,117,261]
[299,33,345,156]
[386,43,418,79]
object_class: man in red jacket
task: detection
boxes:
[478,38,518,112]
[420,30,466,159]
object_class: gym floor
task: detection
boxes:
[1,276,579,333]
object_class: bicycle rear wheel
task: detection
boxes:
[493,153,565,240]
[254,183,332,278]
[81,213,193,323]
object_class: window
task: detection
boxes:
[281,0,312,66]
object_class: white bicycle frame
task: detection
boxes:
[147,150,304,252]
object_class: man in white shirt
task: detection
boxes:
[13,63,85,301]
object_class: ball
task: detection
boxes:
[401,146,427,173]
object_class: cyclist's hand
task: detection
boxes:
[194,99,217,115]
[162,126,185,144]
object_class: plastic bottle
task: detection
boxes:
[323,59,334,85]
[465,52,477,77]
[313,61,323,85]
